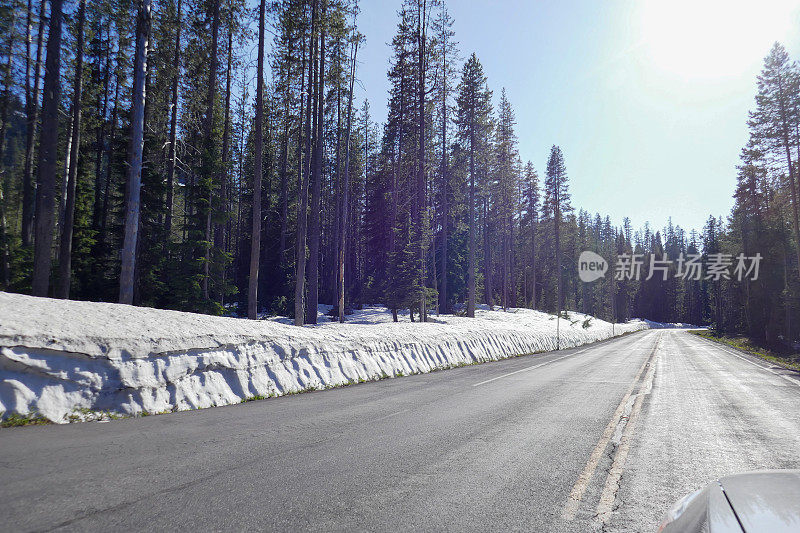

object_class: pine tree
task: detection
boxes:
[524,161,539,308]
[494,88,518,309]
[749,43,800,275]
[543,145,571,313]
[455,52,491,317]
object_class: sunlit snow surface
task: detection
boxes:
[0,292,647,423]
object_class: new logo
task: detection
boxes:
[578,251,608,282]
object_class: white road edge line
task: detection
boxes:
[691,334,800,388]
[472,349,587,387]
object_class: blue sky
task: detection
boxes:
[355,0,800,235]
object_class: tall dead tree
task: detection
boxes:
[119,0,152,304]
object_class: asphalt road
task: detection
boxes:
[2,329,800,532]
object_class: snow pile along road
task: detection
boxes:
[0,292,647,423]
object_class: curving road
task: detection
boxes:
[2,329,800,532]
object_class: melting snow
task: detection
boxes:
[0,292,647,423]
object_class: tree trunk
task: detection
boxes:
[58,114,73,241]
[92,19,111,230]
[0,11,15,286]
[438,53,448,314]
[101,73,119,236]
[530,212,537,309]
[57,0,86,299]
[332,56,342,304]
[467,109,475,318]
[556,200,562,314]
[483,197,492,307]
[0,184,8,287]
[776,74,800,276]
[21,0,46,248]
[294,0,318,326]
[32,0,65,297]
[416,0,427,322]
[119,0,152,304]
[218,18,232,304]
[248,0,266,319]
[278,39,291,263]
[202,0,220,302]
[307,5,325,324]
[164,0,182,244]
[338,22,358,323]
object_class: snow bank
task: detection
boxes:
[0,292,647,423]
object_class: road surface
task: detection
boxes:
[2,329,800,532]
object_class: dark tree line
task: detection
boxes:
[0,1,797,344]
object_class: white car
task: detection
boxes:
[658,470,800,532]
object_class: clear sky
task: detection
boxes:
[355,0,800,235]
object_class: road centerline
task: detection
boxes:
[594,338,660,525]
[562,332,661,522]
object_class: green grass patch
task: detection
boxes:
[1,412,52,428]
[689,330,800,372]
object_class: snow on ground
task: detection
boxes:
[0,292,647,423]
[642,320,702,329]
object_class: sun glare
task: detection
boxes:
[640,0,800,79]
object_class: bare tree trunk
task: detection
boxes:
[101,73,119,236]
[218,17,232,305]
[332,58,342,304]
[278,39,291,262]
[294,0,317,326]
[467,114,475,318]
[92,19,111,230]
[555,200,562,315]
[530,211,537,309]
[57,0,85,299]
[338,17,358,323]
[307,4,325,324]
[483,197,492,307]
[248,0,266,319]
[164,0,182,244]
[202,0,220,301]
[32,0,65,297]
[21,0,46,248]
[438,53,448,314]
[416,0,427,322]
[119,0,152,304]
[0,184,8,287]
[58,113,71,242]
[0,12,14,286]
